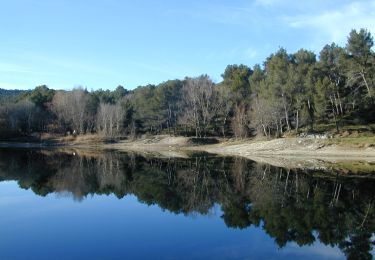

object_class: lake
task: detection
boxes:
[0,148,374,259]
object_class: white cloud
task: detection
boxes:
[204,47,258,62]
[166,4,264,27]
[286,1,375,46]
[244,48,258,59]
[283,242,343,259]
[254,0,282,7]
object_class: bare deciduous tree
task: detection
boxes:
[216,85,233,138]
[231,104,248,139]
[6,100,36,133]
[250,95,284,138]
[96,102,125,137]
[52,89,90,134]
[179,75,218,137]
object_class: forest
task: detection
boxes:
[0,28,374,140]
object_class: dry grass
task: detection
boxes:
[326,136,375,148]
[41,133,112,145]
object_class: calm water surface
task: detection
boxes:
[0,148,374,259]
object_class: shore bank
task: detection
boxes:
[1,135,375,170]
[97,135,375,157]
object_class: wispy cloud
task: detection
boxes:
[185,0,375,45]
[166,3,266,27]
[254,0,282,7]
[1,49,120,79]
[204,46,259,62]
[244,48,258,59]
[127,60,202,84]
[129,61,177,77]
[285,1,375,46]
[283,241,343,259]
[17,52,116,76]
[0,62,47,75]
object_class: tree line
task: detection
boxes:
[0,28,374,139]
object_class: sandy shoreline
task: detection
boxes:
[101,136,375,157]
[1,136,375,169]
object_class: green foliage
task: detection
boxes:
[346,29,375,100]
[249,64,265,94]
[347,29,374,64]
[113,85,128,100]
[131,84,163,133]
[222,64,252,101]
[29,85,55,108]
[0,89,30,104]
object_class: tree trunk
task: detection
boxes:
[168,105,172,136]
[279,118,283,134]
[276,121,279,138]
[333,94,340,115]
[295,109,299,133]
[360,71,372,97]
[282,95,290,131]
[307,98,314,130]
[337,91,343,115]
[330,95,339,132]
[262,124,268,137]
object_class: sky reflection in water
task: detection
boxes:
[0,182,342,260]
[1,149,374,259]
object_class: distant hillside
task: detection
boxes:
[0,88,29,96]
[0,88,30,103]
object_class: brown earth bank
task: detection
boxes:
[1,134,375,172]
[106,135,375,173]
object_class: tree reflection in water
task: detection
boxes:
[0,149,374,259]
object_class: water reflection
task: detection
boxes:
[0,148,374,259]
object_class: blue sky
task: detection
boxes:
[0,0,374,90]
